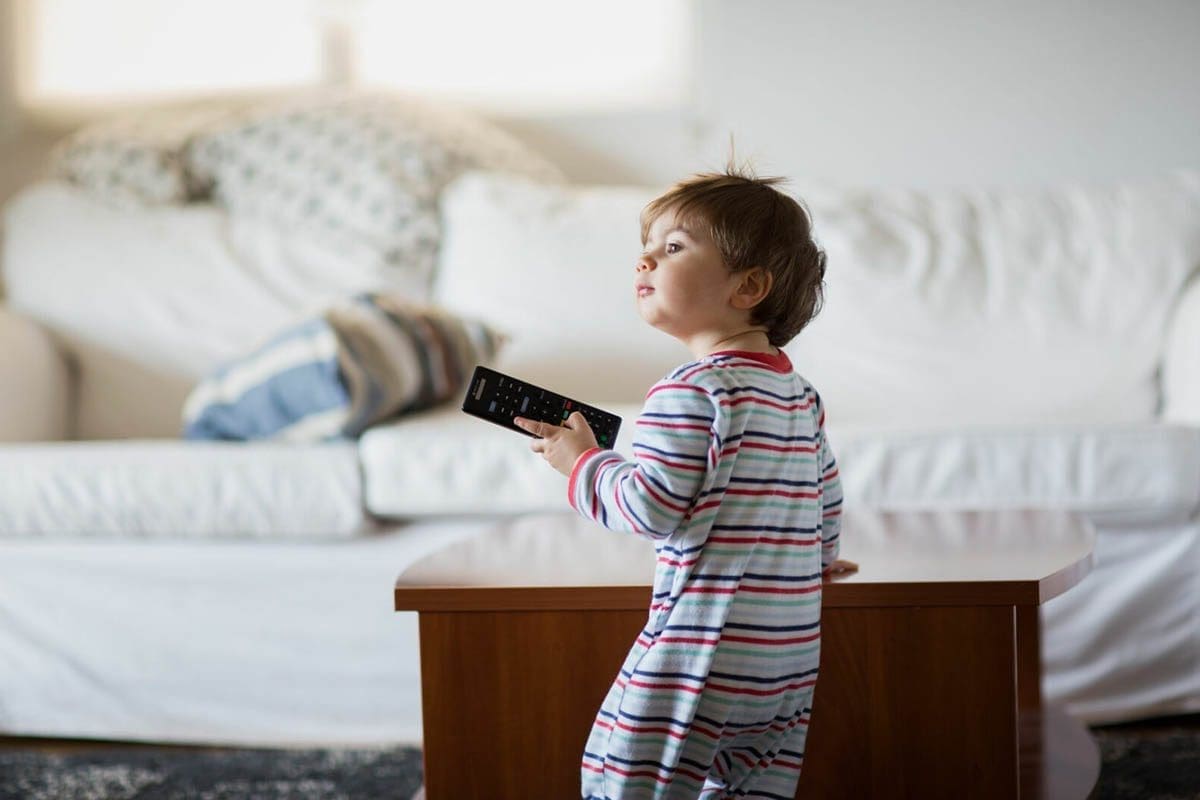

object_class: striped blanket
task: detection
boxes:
[183,294,500,441]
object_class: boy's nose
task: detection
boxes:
[636,256,655,272]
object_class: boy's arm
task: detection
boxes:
[816,399,843,571]
[568,379,718,541]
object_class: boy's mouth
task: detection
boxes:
[636,285,654,297]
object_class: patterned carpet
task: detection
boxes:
[0,717,1197,799]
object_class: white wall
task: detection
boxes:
[1,0,1198,198]
[684,0,1200,190]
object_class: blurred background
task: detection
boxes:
[1,0,1198,207]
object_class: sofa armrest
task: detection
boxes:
[0,307,72,440]
[1163,273,1200,425]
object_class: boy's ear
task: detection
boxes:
[731,267,773,310]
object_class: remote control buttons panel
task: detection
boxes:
[485,375,618,447]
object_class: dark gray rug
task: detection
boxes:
[0,717,1197,799]
[1092,716,1200,800]
[0,746,424,800]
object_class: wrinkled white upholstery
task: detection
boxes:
[0,440,368,539]
[1164,273,1200,426]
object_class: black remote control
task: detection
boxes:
[462,365,622,449]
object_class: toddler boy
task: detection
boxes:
[516,169,852,799]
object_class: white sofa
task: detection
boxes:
[1,167,1198,746]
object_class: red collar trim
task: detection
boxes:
[710,349,793,373]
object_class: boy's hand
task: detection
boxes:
[514,412,599,477]
[823,559,859,579]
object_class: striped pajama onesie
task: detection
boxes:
[569,349,843,800]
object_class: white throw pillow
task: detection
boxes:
[432,172,691,404]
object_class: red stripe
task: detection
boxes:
[708,535,821,546]
[647,382,708,398]
[638,452,705,472]
[635,470,688,513]
[708,678,818,697]
[719,396,814,412]
[722,631,820,645]
[725,487,820,499]
[637,420,710,432]
[685,584,821,595]
[739,441,818,454]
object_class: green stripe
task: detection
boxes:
[699,545,819,559]
[728,406,811,423]
[650,644,820,660]
[714,498,820,512]
[619,683,809,710]
[727,452,818,465]
[646,428,710,441]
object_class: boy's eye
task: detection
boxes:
[666,242,682,254]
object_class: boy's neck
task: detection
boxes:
[694,328,775,358]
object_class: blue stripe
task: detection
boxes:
[725,620,820,632]
[634,442,708,462]
[185,358,347,440]
[711,523,820,533]
[741,429,819,443]
[709,666,819,684]
[711,385,810,402]
[728,476,819,488]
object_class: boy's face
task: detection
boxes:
[637,208,745,349]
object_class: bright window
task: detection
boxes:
[355,0,693,112]
[16,0,323,103]
[14,0,693,113]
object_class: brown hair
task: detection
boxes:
[640,168,826,347]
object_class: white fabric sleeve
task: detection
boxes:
[816,395,843,569]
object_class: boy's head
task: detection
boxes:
[640,169,826,348]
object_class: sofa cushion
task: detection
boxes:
[360,403,643,517]
[2,182,426,439]
[0,441,368,539]
[183,297,500,441]
[830,423,1200,523]
[48,101,240,206]
[791,171,1200,426]
[185,91,564,288]
[361,405,1200,521]
[435,171,1200,425]
[432,172,691,404]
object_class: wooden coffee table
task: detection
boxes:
[394,509,1097,799]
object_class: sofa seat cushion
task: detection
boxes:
[0,441,368,539]
[360,403,644,517]
[362,411,1200,522]
[832,423,1200,523]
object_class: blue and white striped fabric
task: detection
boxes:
[183,295,500,441]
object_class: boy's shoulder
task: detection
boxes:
[655,351,813,398]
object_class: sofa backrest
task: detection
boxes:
[2,182,422,439]
[793,172,1200,426]
[435,171,1200,427]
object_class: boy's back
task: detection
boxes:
[570,349,842,796]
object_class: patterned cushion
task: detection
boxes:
[184,90,564,286]
[48,102,241,206]
[182,296,502,441]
